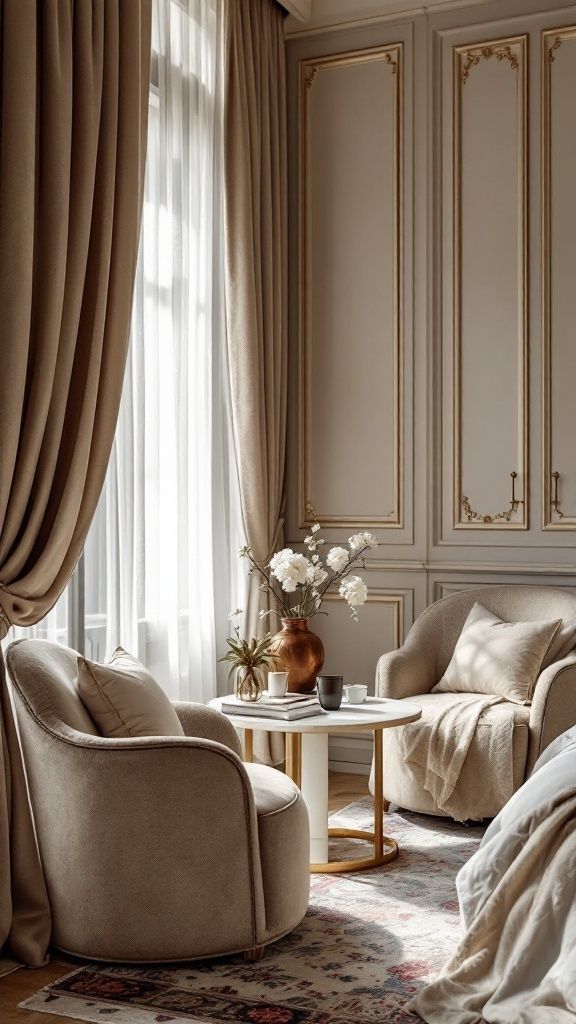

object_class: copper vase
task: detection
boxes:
[271,618,324,694]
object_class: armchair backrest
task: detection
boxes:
[408,586,576,682]
[6,639,99,737]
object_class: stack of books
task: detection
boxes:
[221,692,323,721]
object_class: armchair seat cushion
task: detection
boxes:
[379,693,530,819]
[245,762,301,817]
[244,764,310,942]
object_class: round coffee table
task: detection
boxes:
[209,697,421,873]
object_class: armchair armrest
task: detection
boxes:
[172,700,242,757]
[528,653,576,773]
[376,645,437,700]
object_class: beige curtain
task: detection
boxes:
[0,0,151,964]
[223,0,288,766]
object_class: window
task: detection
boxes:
[7,0,242,703]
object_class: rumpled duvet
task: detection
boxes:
[408,727,576,1023]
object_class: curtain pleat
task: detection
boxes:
[0,0,151,633]
[0,0,151,966]
[223,0,287,765]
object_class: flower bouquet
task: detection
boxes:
[236,523,379,693]
[240,523,378,623]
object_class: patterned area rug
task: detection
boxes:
[21,799,484,1024]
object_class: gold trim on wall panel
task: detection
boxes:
[542,26,576,529]
[322,590,404,649]
[299,44,404,530]
[452,35,528,530]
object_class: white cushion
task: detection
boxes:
[433,603,561,705]
[76,647,184,738]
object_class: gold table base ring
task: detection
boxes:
[310,827,398,874]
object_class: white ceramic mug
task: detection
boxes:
[344,684,368,704]
[267,671,289,698]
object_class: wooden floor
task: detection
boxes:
[0,772,367,1024]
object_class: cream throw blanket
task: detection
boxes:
[401,695,514,821]
[408,791,576,1023]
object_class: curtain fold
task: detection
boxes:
[0,0,151,634]
[223,0,288,766]
[0,0,151,965]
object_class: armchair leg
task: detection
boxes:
[244,945,265,962]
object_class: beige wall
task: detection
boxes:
[285,0,497,35]
[286,0,576,771]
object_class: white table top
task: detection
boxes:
[209,696,421,734]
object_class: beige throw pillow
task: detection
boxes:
[433,603,561,705]
[77,647,184,738]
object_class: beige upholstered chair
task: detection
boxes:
[370,586,576,819]
[7,638,310,963]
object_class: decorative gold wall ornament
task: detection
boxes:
[299,43,404,530]
[545,36,563,63]
[452,36,528,531]
[461,472,524,524]
[461,44,519,83]
[542,26,576,530]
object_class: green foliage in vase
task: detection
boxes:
[218,622,280,685]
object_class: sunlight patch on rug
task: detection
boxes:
[20,799,484,1024]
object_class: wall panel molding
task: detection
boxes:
[542,25,576,530]
[322,590,405,649]
[299,43,404,530]
[451,34,528,530]
[433,577,576,601]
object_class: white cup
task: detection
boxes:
[344,684,368,704]
[267,671,289,698]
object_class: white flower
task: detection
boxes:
[258,609,271,620]
[339,575,368,608]
[227,608,243,620]
[311,523,321,533]
[304,535,317,550]
[348,531,379,553]
[269,548,294,571]
[327,546,349,573]
[270,551,313,592]
[307,564,328,587]
[312,554,320,564]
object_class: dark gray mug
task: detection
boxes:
[316,675,343,711]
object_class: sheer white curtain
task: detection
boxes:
[84,0,243,701]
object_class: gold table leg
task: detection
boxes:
[285,732,302,788]
[305,727,398,874]
[243,728,254,763]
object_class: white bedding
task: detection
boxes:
[408,727,576,1023]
